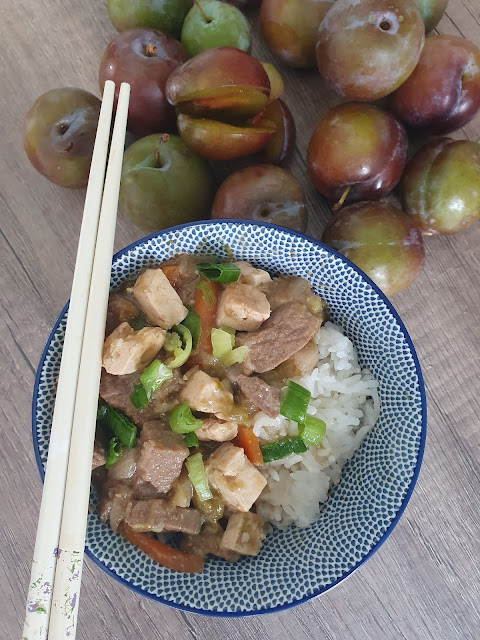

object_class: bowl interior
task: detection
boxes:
[33,221,425,616]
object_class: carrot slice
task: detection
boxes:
[194,280,219,354]
[118,523,204,574]
[236,425,264,466]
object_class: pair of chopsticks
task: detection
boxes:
[23,80,130,640]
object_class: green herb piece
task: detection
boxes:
[97,404,137,448]
[260,436,307,463]
[280,381,311,423]
[197,263,240,283]
[169,402,203,434]
[105,437,123,468]
[186,452,213,501]
[299,416,326,447]
[181,306,201,349]
[140,360,173,400]
[184,432,200,448]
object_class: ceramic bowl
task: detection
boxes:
[32,220,426,616]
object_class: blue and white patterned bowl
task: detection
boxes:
[32,220,426,616]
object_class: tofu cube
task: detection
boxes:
[205,443,267,512]
[217,282,271,331]
[221,512,266,556]
[195,418,238,442]
[180,370,234,415]
[102,322,166,375]
[234,261,271,286]
[133,268,188,329]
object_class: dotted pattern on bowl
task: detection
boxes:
[33,221,425,615]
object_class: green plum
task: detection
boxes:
[107,0,192,39]
[119,133,214,231]
[401,138,480,235]
[181,0,252,57]
[412,0,448,32]
[322,201,425,296]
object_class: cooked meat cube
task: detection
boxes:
[181,523,240,562]
[272,340,319,380]
[168,468,193,508]
[264,275,313,311]
[221,512,266,556]
[99,368,184,426]
[134,421,189,496]
[92,437,106,470]
[181,370,234,416]
[236,302,320,374]
[195,418,238,442]
[133,268,188,329]
[124,498,201,535]
[105,294,140,336]
[236,374,280,418]
[216,282,270,331]
[161,254,200,305]
[102,322,166,375]
[234,261,271,286]
[98,481,134,533]
[205,443,267,512]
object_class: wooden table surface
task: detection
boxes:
[1,0,479,638]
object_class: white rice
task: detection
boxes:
[254,321,380,529]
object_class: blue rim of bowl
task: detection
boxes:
[31,219,427,617]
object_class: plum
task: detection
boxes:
[181,0,252,57]
[211,164,307,231]
[260,0,334,68]
[23,88,100,188]
[388,35,480,134]
[401,138,480,235]
[107,0,192,38]
[412,0,448,32]
[316,0,425,101]
[261,62,284,103]
[322,201,425,296]
[119,133,214,231]
[99,29,186,137]
[260,98,295,164]
[307,103,407,206]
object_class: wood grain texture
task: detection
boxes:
[1,0,479,638]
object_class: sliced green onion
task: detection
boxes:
[211,328,248,366]
[280,381,311,423]
[186,452,213,501]
[130,315,147,331]
[130,383,148,409]
[260,436,307,463]
[140,360,173,400]
[299,416,326,447]
[197,262,240,283]
[219,324,235,345]
[105,437,123,469]
[223,345,249,366]
[182,306,201,349]
[169,402,203,434]
[196,279,216,306]
[184,432,199,448]
[166,325,192,368]
[97,404,137,448]
[164,331,182,352]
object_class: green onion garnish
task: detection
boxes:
[280,381,311,423]
[105,437,123,469]
[181,306,201,349]
[211,327,248,366]
[97,404,137,448]
[130,383,149,409]
[197,263,240,283]
[186,452,213,501]
[196,279,217,306]
[130,315,147,331]
[260,436,307,463]
[165,325,192,368]
[184,432,199,448]
[169,402,203,434]
[140,360,173,400]
[299,416,326,446]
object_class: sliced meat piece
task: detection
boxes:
[195,418,238,442]
[221,512,266,556]
[205,443,267,512]
[102,322,166,375]
[161,254,200,305]
[99,368,184,427]
[236,374,280,418]
[168,468,193,508]
[180,523,240,562]
[92,437,106,470]
[217,282,270,331]
[264,340,319,384]
[234,261,271,287]
[124,498,201,535]
[236,301,320,374]
[134,421,189,496]
[263,275,313,311]
[105,293,141,337]
[180,370,234,416]
[133,268,188,329]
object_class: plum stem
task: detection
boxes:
[332,186,351,212]
[144,44,157,57]
[154,135,169,168]
[194,0,211,23]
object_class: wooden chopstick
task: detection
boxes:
[22,81,130,640]
[22,80,115,640]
